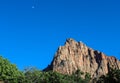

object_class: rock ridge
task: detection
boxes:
[44,38,120,78]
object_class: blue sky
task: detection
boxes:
[0,0,120,70]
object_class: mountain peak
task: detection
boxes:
[65,38,84,45]
[66,38,77,43]
[44,38,120,79]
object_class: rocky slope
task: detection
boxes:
[44,38,120,79]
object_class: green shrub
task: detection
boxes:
[0,56,24,83]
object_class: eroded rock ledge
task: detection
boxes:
[44,38,120,79]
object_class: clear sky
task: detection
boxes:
[0,0,120,70]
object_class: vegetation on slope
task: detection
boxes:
[23,67,91,83]
[0,56,120,83]
[0,56,24,83]
[97,67,120,83]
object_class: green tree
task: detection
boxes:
[84,72,91,83]
[23,67,92,83]
[97,68,120,83]
[0,56,24,83]
[24,67,43,83]
[71,69,88,83]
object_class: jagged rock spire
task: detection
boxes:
[44,38,120,79]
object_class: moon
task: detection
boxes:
[32,6,35,9]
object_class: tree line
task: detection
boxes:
[0,56,120,83]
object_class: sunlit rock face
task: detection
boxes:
[44,38,120,78]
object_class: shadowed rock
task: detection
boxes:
[44,38,120,79]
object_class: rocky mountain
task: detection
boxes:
[44,38,120,79]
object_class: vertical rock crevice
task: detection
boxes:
[44,38,120,78]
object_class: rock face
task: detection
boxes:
[44,38,120,78]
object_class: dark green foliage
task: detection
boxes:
[23,67,42,83]
[84,72,91,83]
[0,55,91,83]
[23,67,65,83]
[97,68,120,83]
[23,67,91,83]
[4,55,120,83]
[71,69,84,83]
[2,55,120,83]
